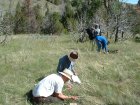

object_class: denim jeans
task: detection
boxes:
[96,41,108,52]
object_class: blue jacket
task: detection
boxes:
[95,36,108,45]
[57,55,73,73]
[95,36,108,52]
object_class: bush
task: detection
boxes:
[46,0,62,5]
[135,34,140,42]
[41,12,64,34]
[54,0,62,5]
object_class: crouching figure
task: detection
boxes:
[32,69,78,104]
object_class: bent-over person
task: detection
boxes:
[32,69,78,104]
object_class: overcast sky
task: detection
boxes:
[120,0,139,4]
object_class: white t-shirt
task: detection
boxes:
[32,74,64,97]
[68,61,75,71]
[95,28,101,35]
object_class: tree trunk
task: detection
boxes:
[115,26,119,42]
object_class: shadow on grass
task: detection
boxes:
[24,89,35,105]
[108,49,119,54]
[24,76,45,105]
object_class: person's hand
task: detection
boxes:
[70,96,78,100]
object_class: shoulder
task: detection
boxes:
[60,55,68,60]
[55,74,64,85]
[60,55,69,62]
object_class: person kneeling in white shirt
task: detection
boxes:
[32,68,78,104]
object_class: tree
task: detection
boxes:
[103,0,136,42]
[69,0,102,31]
[33,4,43,33]
[41,12,64,34]
[138,0,140,6]
[14,2,26,34]
[0,0,14,44]
[14,0,43,34]
[61,1,76,32]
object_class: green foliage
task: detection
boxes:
[61,2,76,32]
[65,3,74,18]
[54,0,62,5]
[33,4,43,32]
[14,1,43,34]
[1,12,14,35]
[133,23,140,34]
[71,0,102,24]
[46,0,62,5]
[132,14,140,35]
[50,12,64,34]
[14,2,27,34]
[66,18,77,31]
[45,2,49,16]
[134,34,140,42]
[41,12,64,34]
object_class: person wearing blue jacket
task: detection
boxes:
[95,35,108,53]
[86,26,109,53]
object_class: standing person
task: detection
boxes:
[32,69,78,104]
[91,24,101,37]
[94,24,101,36]
[57,51,78,75]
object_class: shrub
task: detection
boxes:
[41,12,64,34]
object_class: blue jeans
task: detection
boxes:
[96,41,108,52]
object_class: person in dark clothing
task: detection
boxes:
[57,51,78,75]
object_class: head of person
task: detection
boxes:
[95,24,99,29]
[68,51,78,62]
[59,68,74,83]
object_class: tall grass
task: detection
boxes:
[0,35,140,105]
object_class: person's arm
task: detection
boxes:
[57,59,64,73]
[70,62,77,75]
[53,93,78,100]
[72,69,76,75]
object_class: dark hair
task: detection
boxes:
[70,51,78,59]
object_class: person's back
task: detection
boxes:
[32,69,78,104]
[95,35,108,53]
[32,74,64,97]
[95,35,108,44]
[57,55,71,73]
[56,51,78,75]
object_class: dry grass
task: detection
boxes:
[0,34,140,105]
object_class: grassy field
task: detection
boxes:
[0,34,140,105]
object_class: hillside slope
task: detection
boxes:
[0,0,20,11]
[0,35,139,105]
[0,0,64,16]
